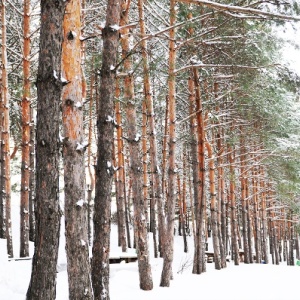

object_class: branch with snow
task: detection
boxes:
[76,141,89,153]
[177,0,300,21]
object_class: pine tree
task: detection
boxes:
[26,0,66,298]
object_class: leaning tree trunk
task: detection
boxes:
[91,0,121,298]
[61,0,93,298]
[1,0,13,258]
[26,0,66,299]
[120,1,153,289]
[20,0,31,258]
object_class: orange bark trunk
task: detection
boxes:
[20,0,31,258]
[61,0,93,297]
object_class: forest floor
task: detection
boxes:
[0,188,299,300]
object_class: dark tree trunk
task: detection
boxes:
[246,179,254,263]
[240,137,249,264]
[91,0,121,298]
[26,1,66,298]
[29,105,35,243]
[228,145,239,266]
[192,69,206,275]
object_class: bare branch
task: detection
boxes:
[176,0,300,21]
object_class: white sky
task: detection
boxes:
[276,22,300,75]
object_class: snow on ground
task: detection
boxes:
[1,188,300,300]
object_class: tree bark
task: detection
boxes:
[20,0,31,258]
[240,134,249,264]
[252,162,262,263]
[91,0,121,298]
[206,141,221,269]
[137,0,165,257]
[0,2,3,240]
[160,0,177,286]
[115,82,127,252]
[26,0,66,298]
[1,0,13,258]
[192,68,206,274]
[29,105,35,242]
[120,1,153,289]
[259,166,268,264]
[61,0,93,298]
[228,145,239,265]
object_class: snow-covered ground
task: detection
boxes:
[1,185,300,300]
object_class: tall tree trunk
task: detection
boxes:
[61,0,93,298]
[29,105,35,242]
[1,0,13,258]
[87,69,95,246]
[228,145,239,265]
[0,2,5,240]
[240,133,249,264]
[120,1,153,290]
[160,95,169,256]
[246,173,254,263]
[160,0,177,287]
[259,166,268,264]
[141,100,149,231]
[252,162,262,263]
[216,121,227,267]
[91,0,121,298]
[137,0,165,257]
[192,68,206,274]
[115,83,127,252]
[20,0,31,258]
[206,141,221,269]
[26,1,66,298]
[188,76,200,246]
[182,147,188,253]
